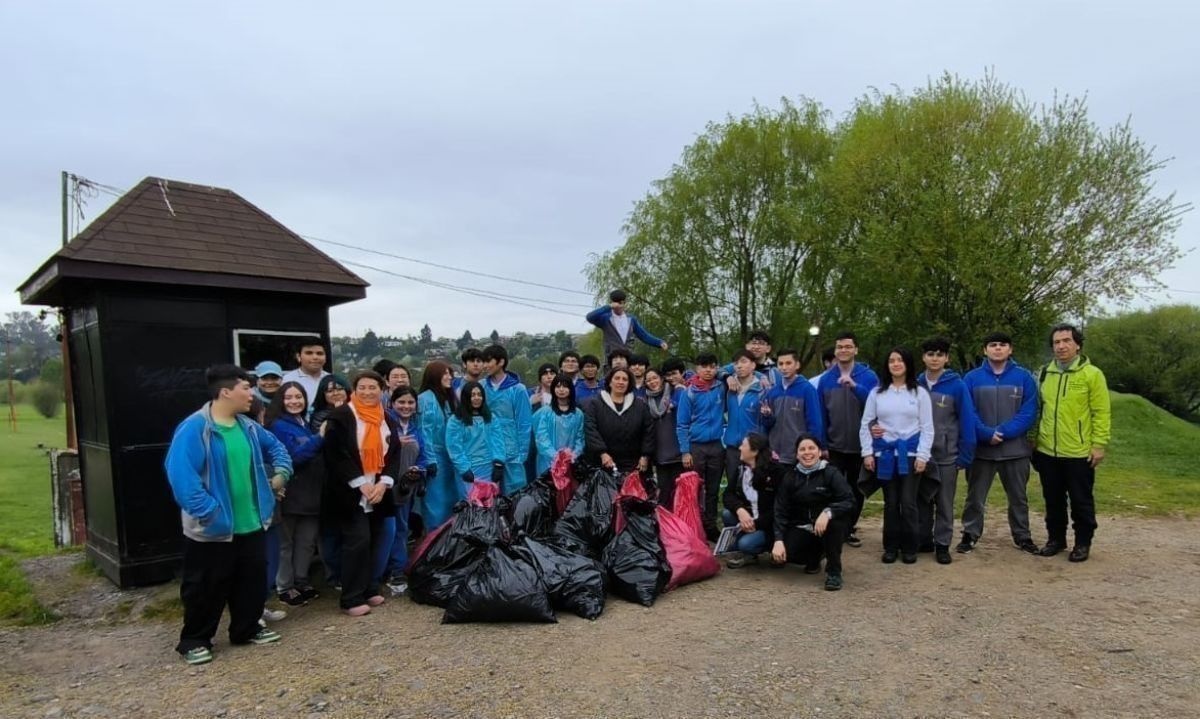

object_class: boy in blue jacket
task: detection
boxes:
[722,350,766,486]
[586,289,669,361]
[816,331,879,546]
[676,352,727,540]
[164,365,293,666]
[482,344,532,494]
[959,332,1040,555]
[761,348,823,464]
[916,338,976,564]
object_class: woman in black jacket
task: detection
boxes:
[583,368,655,474]
[322,370,403,616]
[772,433,854,591]
[721,432,782,568]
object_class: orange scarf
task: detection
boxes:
[351,396,386,475]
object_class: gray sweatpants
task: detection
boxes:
[962,457,1031,544]
[276,514,320,592]
[919,462,960,547]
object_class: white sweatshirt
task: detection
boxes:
[859,385,934,462]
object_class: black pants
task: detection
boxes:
[177,531,266,654]
[783,517,847,575]
[1036,452,1098,546]
[828,450,864,533]
[878,473,920,553]
[339,509,386,609]
[689,441,725,534]
[655,463,684,512]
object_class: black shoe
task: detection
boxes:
[278,588,308,607]
[1016,539,1041,555]
[881,549,898,564]
[1040,540,1067,557]
[901,552,917,564]
[1068,545,1090,562]
[824,572,843,591]
[803,561,822,575]
[845,532,863,548]
[935,544,952,564]
[955,534,976,554]
[298,586,321,602]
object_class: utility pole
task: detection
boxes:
[60,172,77,449]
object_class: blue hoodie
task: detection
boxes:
[165,403,293,542]
[917,369,976,468]
[723,376,765,448]
[574,377,602,405]
[816,362,879,454]
[762,375,824,463]
[675,380,726,453]
[484,370,533,492]
[962,358,1038,461]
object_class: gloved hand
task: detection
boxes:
[462,470,475,483]
[426,463,438,478]
[492,461,505,483]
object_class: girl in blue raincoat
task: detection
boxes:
[446,381,507,486]
[532,375,585,476]
[417,361,460,528]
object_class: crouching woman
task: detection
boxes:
[771,433,854,591]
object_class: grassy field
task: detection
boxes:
[0,404,66,624]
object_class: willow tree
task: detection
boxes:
[587,98,839,362]
[824,74,1186,367]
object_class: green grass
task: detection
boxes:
[1094,392,1200,515]
[0,404,66,625]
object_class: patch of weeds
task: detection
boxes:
[0,551,59,626]
[141,592,183,622]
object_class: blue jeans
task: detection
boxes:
[722,509,768,555]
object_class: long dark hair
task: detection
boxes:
[312,374,350,414]
[744,432,771,475]
[418,360,457,413]
[549,375,576,415]
[456,381,491,423]
[264,381,308,427]
[878,346,918,393]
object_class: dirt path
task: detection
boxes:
[2,514,1198,719]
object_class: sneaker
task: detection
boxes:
[824,572,843,591]
[726,553,759,569]
[1016,539,1041,555]
[1068,545,1090,563]
[261,607,287,622]
[366,595,386,607]
[1040,540,1067,557]
[935,544,952,565]
[249,627,281,645]
[881,549,898,564]
[278,588,307,607]
[901,552,917,564]
[182,647,213,665]
[845,532,863,548]
[955,534,976,554]
[298,586,321,602]
[343,604,371,617]
[387,579,408,596]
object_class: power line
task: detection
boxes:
[336,259,581,317]
[304,235,594,298]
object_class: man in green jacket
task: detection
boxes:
[1034,324,1111,563]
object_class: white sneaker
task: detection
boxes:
[387,580,408,596]
[261,607,287,622]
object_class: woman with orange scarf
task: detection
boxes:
[322,370,402,616]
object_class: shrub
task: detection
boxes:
[30,382,61,419]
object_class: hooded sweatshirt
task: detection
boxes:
[675,376,726,453]
[762,375,824,463]
[484,370,533,464]
[722,375,765,448]
[816,362,879,454]
[917,369,977,468]
[963,358,1039,461]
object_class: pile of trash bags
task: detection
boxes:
[406,450,720,623]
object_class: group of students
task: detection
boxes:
[163,289,1111,665]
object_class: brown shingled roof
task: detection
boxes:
[19,176,368,305]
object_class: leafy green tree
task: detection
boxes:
[358,330,381,360]
[489,329,501,345]
[419,324,434,350]
[824,74,1185,368]
[587,98,838,362]
[1084,305,1200,420]
[456,329,474,351]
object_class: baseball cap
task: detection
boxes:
[254,360,283,378]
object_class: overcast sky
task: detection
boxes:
[3,0,1197,340]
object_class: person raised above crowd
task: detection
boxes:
[1034,324,1111,563]
[960,331,1040,556]
[586,289,669,361]
[816,331,879,548]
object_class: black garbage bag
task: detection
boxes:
[519,535,607,620]
[509,475,556,538]
[408,501,512,607]
[442,543,557,624]
[602,496,672,607]
[553,467,621,558]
